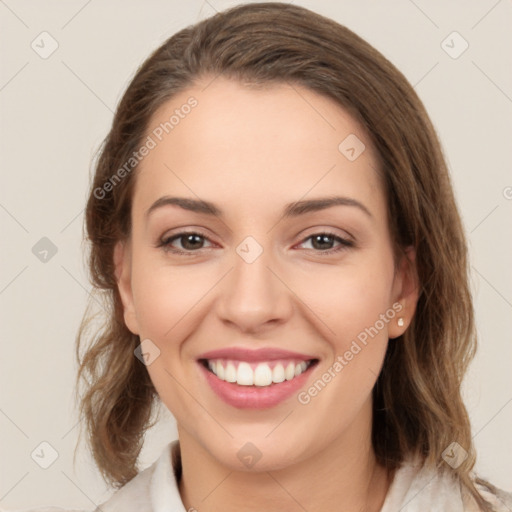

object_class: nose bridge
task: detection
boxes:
[216,237,292,332]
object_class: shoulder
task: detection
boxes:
[382,456,512,511]
[0,445,169,512]
[96,441,182,512]
[472,478,512,511]
[2,442,183,512]
[0,463,157,512]
[94,452,159,512]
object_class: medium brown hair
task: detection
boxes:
[76,3,493,509]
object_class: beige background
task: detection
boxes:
[1,0,511,509]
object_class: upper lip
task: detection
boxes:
[198,347,317,362]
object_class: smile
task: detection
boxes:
[197,347,319,409]
[202,359,314,387]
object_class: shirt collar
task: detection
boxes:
[148,441,467,512]
[149,440,186,512]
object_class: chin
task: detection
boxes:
[201,430,313,473]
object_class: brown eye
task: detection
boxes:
[160,231,213,254]
[298,232,354,254]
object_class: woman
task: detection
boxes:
[14,2,511,511]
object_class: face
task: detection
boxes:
[115,77,418,472]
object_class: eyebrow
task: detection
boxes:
[145,195,372,220]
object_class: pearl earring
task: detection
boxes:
[397,317,404,327]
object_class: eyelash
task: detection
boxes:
[157,230,354,256]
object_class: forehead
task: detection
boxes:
[133,76,384,218]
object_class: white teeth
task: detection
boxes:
[216,361,225,380]
[272,363,285,383]
[254,363,273,386]
[206,359,312,387]
[285,362,295,381]
[225,362,237,382]
[293,361,308,376]
[237,362,254,386]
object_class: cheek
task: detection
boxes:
[294,250,396,349]
[293,256,395,432]
[130,254,215,340]
[129,255,210,420]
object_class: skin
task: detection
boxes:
[115,76,419,511]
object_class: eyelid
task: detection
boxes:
[157,229,214,253]
[158,228,355,256]
[295,226,355,243]
[294,231,355,254]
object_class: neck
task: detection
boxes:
[177,407,392,512]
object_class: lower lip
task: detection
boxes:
[199,362,315,409]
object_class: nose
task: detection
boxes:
[216,246,294,335]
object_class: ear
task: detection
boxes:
[113,240,140,335]
[388,246,420,339]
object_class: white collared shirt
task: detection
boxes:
[4,441,512,512]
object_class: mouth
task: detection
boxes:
[197,348,319,409]
[199,358,317,387]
